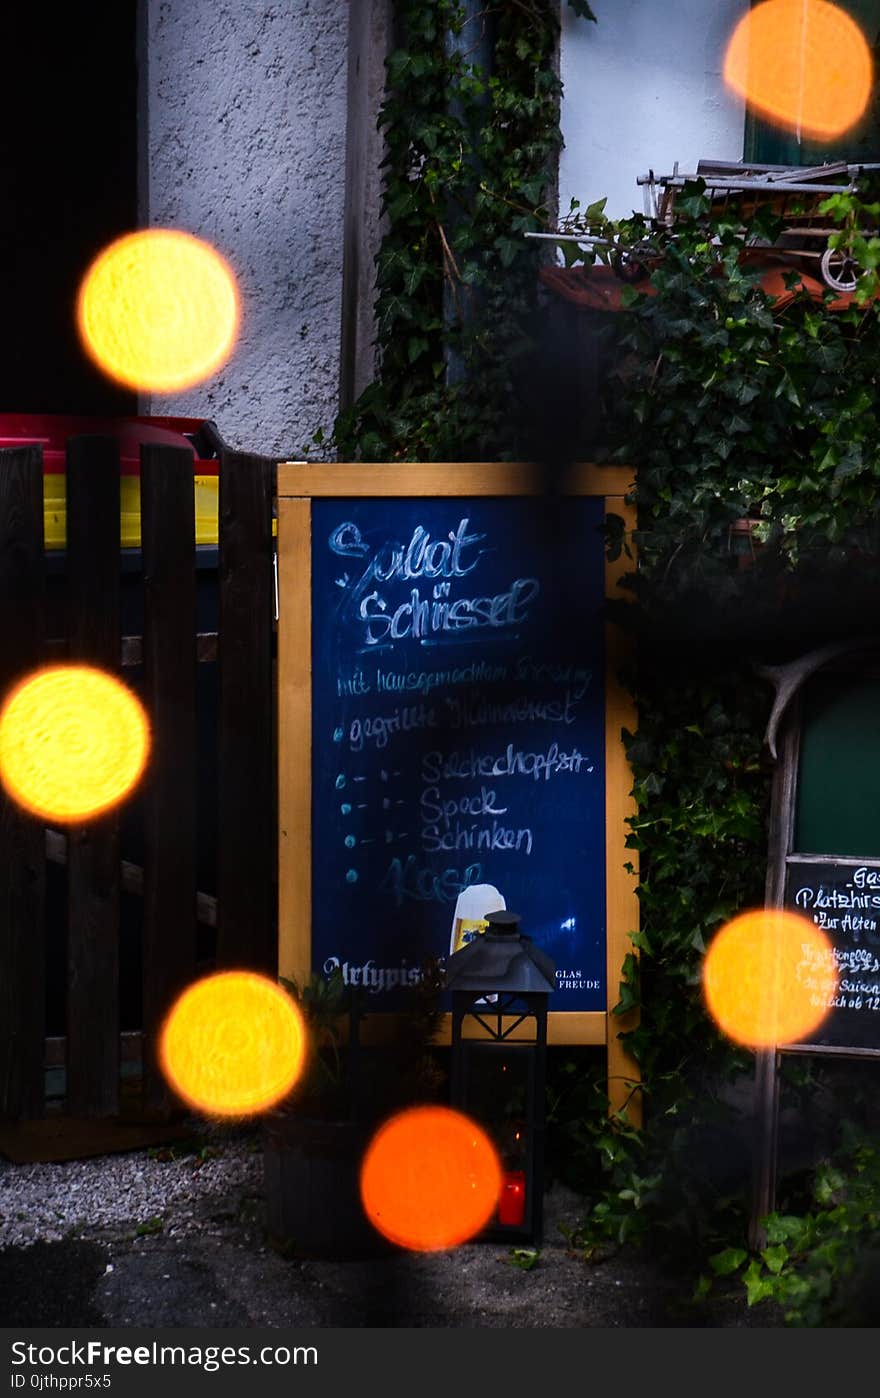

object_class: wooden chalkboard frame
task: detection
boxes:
[275,462,640,1119]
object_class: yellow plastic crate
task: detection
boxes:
[43,474,221,549]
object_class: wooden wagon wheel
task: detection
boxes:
[820,243,860,293]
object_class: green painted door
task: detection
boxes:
[794,673,880,856]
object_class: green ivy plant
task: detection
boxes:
[601,178,880,570]
[697,1133,880,1326]
[567,179,880,1313]
[820,184,880,304]
[312,0,592,463]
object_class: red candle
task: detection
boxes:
[498,1170,526,1226]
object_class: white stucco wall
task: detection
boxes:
[140,0,349,457]
[559,0,749,221]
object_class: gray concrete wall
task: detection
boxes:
[559,0,748,220]
[139,0,349,458]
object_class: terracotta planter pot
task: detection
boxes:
[262,1112,380,1258]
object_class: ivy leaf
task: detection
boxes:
[620,284,645,309]
[613,953,640,1015]
[561,241,587,269]
[709,1247,748,1276]
[614,982,639,1015]
[519,177,547,206]
[761,1245,789,1275]
[774,372,801,407]
[761,1213,805,1247]
[736,380,761,405]
[814,1165,847,1205]
[404,264,428,297]
[507,1247,540,1271]
[676,179,710,219]
[743,1259,775,1307]
[385,189,417,222]
[495,235,522,268]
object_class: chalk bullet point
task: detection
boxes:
[345,835,356,849]
[345,868,359,884]
[335,774,346,789]
[340,802,352,815]
[333,727,344,743]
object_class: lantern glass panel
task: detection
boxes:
[459,1043,531,1172]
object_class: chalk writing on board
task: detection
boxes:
[329,517,488,582]
[357,577,541,646]
[793,868,880,927]
[785,861,880,1046]
[329,516,541,649]
[373,660,508,697]
[311,496,608,1010]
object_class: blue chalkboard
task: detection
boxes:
[310,496,607,1011]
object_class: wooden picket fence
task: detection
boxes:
[0,436,277,1120]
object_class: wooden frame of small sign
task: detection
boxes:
[751,638,880,1247]
[275,461,640,1121]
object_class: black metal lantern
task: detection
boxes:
[445,909,555,1245]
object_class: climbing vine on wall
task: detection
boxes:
[320,0,583,463]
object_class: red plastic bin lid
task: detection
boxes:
[0,414,221,475]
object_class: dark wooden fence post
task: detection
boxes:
[140,442,198,1112]
[0,446,47,1120]
[1,434,278,1120]
[217,450,276,974]
[65,435,122,1117]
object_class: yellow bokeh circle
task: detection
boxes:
[77,228,240,392]
[702,908,838,1049]
[359,1105,503,1252]
[159,971,307,1117]
[724,0,872,140]
[0,665,150,822]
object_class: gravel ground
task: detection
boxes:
[0,1136,264,1248]
[0,1124,781,1329]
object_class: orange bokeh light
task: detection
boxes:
[159,971,306,1117]
[360,1105,503,1252]
[702,908,838,1049]
[723,0,872,139]
[77,228,239,393]
[0,665,150,822]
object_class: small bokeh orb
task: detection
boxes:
[159,971,307,1118]
[77,228,239,392]
[703,908,838,1049]
[359,1105,503,1252]
[724,0,872,140]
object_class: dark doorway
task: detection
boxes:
[0,7,138,415]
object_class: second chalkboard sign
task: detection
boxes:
[785,858,880,1051]
[276,462,639,1104]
